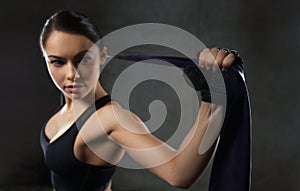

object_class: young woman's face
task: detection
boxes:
[43,31,105,100]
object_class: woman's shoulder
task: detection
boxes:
[95,101,145,131]
[95,101,129,122]
[94,101,121,126]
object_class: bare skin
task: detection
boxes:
[42,31,235,189]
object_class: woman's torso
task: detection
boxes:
[40,95,122,191]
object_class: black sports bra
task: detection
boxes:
[40,95,116,191]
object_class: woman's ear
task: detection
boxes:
[99,46,107,65]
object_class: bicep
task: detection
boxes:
[108,106,176,168]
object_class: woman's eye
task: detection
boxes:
[81,56,93,64]
[50,60,65,67]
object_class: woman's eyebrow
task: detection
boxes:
[47,55,64,59]
[47,50,94,60]
[74,50,94,58]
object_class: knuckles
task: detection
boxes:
[198,47,237,69]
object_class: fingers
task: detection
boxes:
[222,53,235,69]
[198,48,236,70]
[215,49,227,68]
[199,48,210,69]
[210,48,220,70]
[199,48,217,70]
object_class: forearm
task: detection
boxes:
[109,98,224,188]
[170,58,244,187]
[169,102,223,188]
[147,102,223,188]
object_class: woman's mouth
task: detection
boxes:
[65,84,84,92]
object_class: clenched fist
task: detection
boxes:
[184,47,243,102]
[198,48,237,71]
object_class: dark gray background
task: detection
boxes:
[0,0,299,190]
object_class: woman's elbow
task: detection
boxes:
[169,182,192,189]
[167,177,194,189]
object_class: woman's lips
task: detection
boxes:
[65,85,84,92]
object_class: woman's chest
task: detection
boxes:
[43,113,122,168]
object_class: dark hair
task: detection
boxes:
[40,10,102,50]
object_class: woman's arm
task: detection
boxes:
[105,99,223,189]
[100,48,235,188]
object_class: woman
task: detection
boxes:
[39,10,238,191]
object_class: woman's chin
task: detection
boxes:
[68,90,96,101]
[63,91,88,100]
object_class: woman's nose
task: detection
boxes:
[66,62,80,81]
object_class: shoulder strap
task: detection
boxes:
[74,95,111,129]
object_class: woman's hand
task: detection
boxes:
[198,47,236,71]
[184,47,240,102]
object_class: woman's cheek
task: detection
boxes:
[81,67,100,82]
[48,69,66,90]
